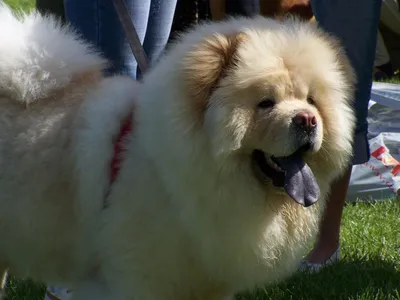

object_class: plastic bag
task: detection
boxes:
[347,82,400,202]
[348,133,400,201]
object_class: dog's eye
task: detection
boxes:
[257,98,275,109]
[307,96,316,106]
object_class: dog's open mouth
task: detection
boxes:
[252,146,320,207]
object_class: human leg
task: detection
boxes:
[140,0,177,77]
[305,0,382,265]
[64,0,151,79]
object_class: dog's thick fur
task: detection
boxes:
[0,5,355,300]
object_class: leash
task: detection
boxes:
[101,0,150,208]
[112,0,149,74]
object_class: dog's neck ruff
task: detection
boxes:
[110,113,133,185]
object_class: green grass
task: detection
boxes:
[4,200,400,300]
[3,0,35,12]
[379,77,400,84]
[2,1,400,299]
[237,199,400,300]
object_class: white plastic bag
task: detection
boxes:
[347,82,400,202]
[348,133,400,201]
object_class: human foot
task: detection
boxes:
[299,244,340,273]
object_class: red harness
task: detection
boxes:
[109,113,133,185]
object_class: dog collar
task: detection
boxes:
[103,112,133,210]
[110,113,133,185]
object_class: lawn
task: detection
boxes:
[4,200,399,300]
[3,0,35,12]
[238,200,400,300]
[2,0,400,299]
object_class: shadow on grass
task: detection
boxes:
[3,259,400,300]
[237,258,400,300]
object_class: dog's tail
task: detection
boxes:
[0,3,107,105]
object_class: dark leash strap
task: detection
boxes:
[102,0,149,209]
[112,0,149,74]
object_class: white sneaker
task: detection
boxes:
[299,245,340,273]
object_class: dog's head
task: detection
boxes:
[178,17,356,206]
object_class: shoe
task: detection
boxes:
[299,245,340,273]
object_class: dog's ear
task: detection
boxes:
[181,32,248,126]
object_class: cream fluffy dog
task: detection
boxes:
[0,4,355,300]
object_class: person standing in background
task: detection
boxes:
[301,0,382,271]
[64,0,177,79]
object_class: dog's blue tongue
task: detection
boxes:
[274,153,320,207]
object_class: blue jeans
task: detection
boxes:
[64,0,177,79]
[311,0,382,165]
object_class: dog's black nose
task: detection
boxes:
[292,111,317,131]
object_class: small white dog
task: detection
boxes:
[0,4,355,300]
